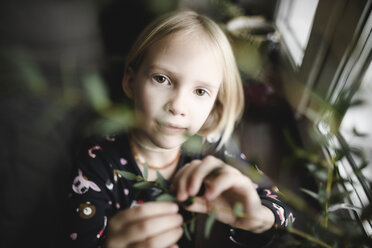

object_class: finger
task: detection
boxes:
[112,213,183,245]
[183,196,209,214]
[186,156,225,196]
[109,202,179,231]
[172,159,200,186]
[172,160,200,201]
[129,227,183,248]
[204,169,248,201]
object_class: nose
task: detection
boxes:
[166,90,187,117]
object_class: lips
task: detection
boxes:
[157,121,186,134]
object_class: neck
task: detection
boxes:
[129,132,182,170]
[131,132,180,152]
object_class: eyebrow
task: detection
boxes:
[147,64,220,90]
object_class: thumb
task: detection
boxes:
[184,196,210,214]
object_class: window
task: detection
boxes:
[276,0,372,236]
[275,0,319,67]
[317,3,372,236]
[331,61,372,236]
[339,61,372,182]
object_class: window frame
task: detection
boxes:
[275,0,372,236]
[274,0,319,68]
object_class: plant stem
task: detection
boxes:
[288,227,332,248]
[324,158,335,227]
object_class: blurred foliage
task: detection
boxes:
[278,90,372,247]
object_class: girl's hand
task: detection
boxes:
[106,202,183,248]
[171,155,275,233]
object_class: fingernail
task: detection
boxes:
[171,203,179,212]
[177,214,183,223]
[187,186,195,195]
[177,192,185,201]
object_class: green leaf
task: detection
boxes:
[189,218,195,233]
[180,196,195,207]
[82,73,111,111]
[334,148,346,161]
[182,135,204,154]
[156,193,177,202]
[352,127,368,137]
[156,170,168,189]
[350,147,364,158]
[204,208,217,239]
[183,223,192,241]
[133,181,154,189]
[233,202,244,218]
[143,163,148,180]
[349,98,364,107]
[330,190,353,204]
[300,188,319,201]
[117,170,138,181]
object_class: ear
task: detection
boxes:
[122,67,135,99]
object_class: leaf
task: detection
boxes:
[180,196,195,207]
[352,127,368,137]
[156,170,168,189]
[189,218,195,233]
[183,223,192,241]
[117,170,138,181]
[233,202,244,218]
[133,181,154,189]
[330,190,353,204]
[143,163,148,180]
[156,193,177,202]
[182,135,204,154]
[82,73,111,111]
[350,147,364,159]
[204,208,217,239]
[300,188,319,201]
[349,98,364,107]
[334,148,346,161]
[328,203,361,212]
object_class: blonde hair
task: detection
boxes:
[124,10,244,149]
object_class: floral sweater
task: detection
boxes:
[67,133,295,248]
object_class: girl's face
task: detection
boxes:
[124,32,223,150]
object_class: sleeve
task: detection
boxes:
[66,140,115,248]
[208,139,295,247]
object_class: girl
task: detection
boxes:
[68,10,294,248]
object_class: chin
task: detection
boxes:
[154,135,186,149]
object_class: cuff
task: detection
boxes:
[228,226,276,248]
[261,199,284,228]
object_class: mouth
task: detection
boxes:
[157,122,186,134]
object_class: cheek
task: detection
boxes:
[190,101,215,129]
[133,85,165,119]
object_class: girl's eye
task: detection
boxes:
[195,89,207,96]
[153,75,169,85]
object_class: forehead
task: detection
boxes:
[142,31,223,85]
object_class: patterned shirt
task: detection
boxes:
[67,133,295,247]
